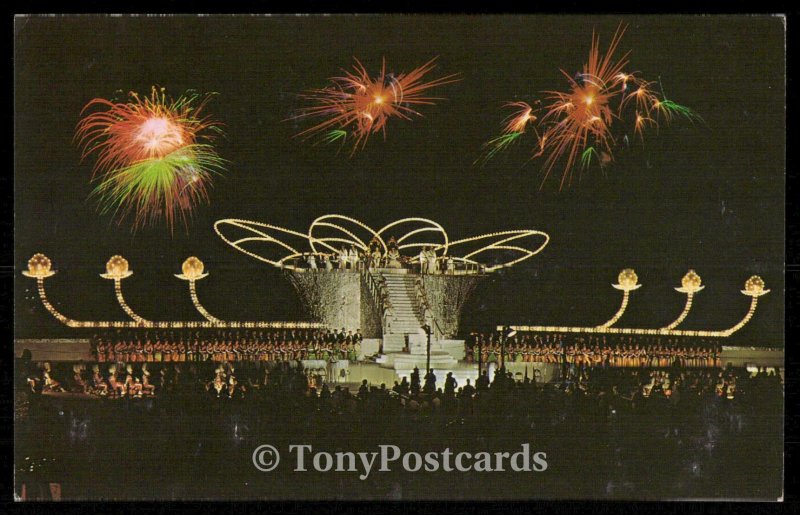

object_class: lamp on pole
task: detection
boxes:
[422,324,432,374]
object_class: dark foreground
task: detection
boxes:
[14,361,783,501]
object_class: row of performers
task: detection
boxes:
[92,340,363,363]
[467,344,722,368]
[470,332,723,349]
[29,363,158,397]
[96,328,365,345]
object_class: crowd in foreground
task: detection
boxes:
[15,354,783,500]
[466,331,723,368]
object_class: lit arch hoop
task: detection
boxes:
[308,214,386,255]
[214,219,323,270]
[215,215,550,274]
[441,230,550,272]
[375,218,449,259]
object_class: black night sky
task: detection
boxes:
[14,15,785,343]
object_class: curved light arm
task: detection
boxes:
[34,276,73,326]
[720,296,759,337]
[597,290,631,329]
[26,267,324,330]
[188,279,224,324]
[503,291,766,338]
[662,291,695,330]
[112,278,150,324]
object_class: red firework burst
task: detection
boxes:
[75,87,226,232]
[479,23,701,190]
[292,57,460,153]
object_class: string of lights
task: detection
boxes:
[215,215,550,273]
[22,253,324,330]
[498,269,769,338]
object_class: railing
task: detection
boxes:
[414,276,445,341]
[413,255,486,275]
[283,253,487,275]
[361,269,392,332]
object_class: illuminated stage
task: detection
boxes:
[21,214,776,387]
[13,337,784,389]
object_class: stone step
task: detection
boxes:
[392,317,422,324]
[376,269,426,337]
[380,351,459,371]
[382,334,406,352]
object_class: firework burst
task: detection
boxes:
[479,24,701,189]
[75,86,226,232]
[292,57,460,154]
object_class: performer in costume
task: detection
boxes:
[91,364,108,395]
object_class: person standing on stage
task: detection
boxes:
[410,367,421,396]
[446,255,455,274]
[306,253,317,270]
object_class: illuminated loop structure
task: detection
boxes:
[499,268,769,338]
[214,215,550,272]
[23,220,768,355]
[22,253,323,330]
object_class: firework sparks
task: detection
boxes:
[475,101,539,165]
[75,87,226,231]
[292,57,460,153]
[479,23,701,189]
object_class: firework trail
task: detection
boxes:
[75,86,226,232]
[478,24,701,189]
[292,57,460,154]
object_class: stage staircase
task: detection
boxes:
[368,269,460,372]
[370,269,425,352]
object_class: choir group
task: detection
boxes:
[467,332,723,368]
[91,328,365,364]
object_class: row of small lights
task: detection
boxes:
[215,218,551,273]
[24,254,768,336]
[22,253,324,329]
[497,268,768,337]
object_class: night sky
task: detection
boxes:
[14,15,785,344]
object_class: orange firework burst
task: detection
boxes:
[479,23,701,189]
[75,87,226,232]
[292,57,460,153]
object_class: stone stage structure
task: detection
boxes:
[215,215,550,383]
[20,215,776,389]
